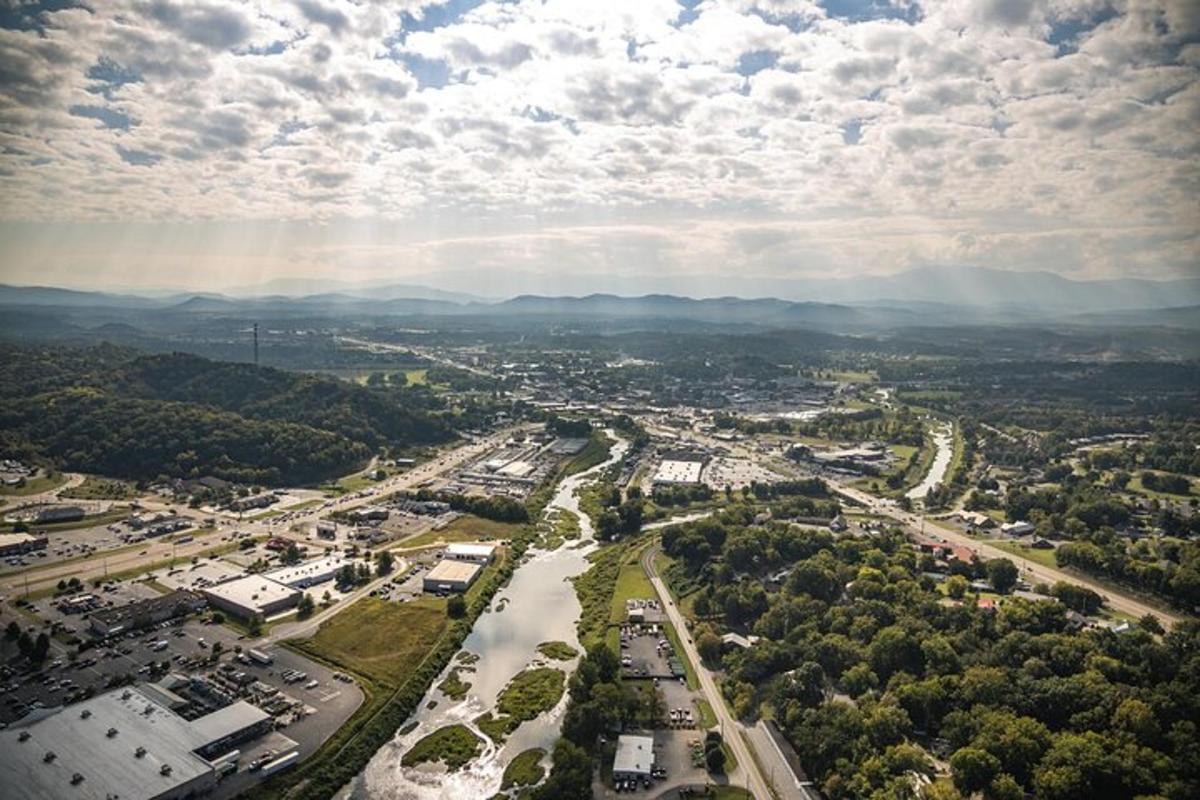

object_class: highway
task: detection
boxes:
[829,481,1183,628]
[643,421,1183,630]
[0,425,529,600]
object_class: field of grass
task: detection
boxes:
[501,747,546,790]
[59,476,136,500]
[696,698,717,729]
[322,470,387,496]
[562,432,615,477]
[573,543,627,652]
[399,514,522,551]
[662,619,699,691]
[0,472,69,496]
[400,724,482,770]
[983,539,1060,569]
[497,667,565,721]
[1127,471,1196,500]
[404,369,429,385]
[537,641,579,661]
[609,543,656,625]
[294,596,448,688]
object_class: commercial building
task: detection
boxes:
[347,506,389,523]
[445,542,498,564]
[0,686,271,800]
[652,459,704,486]
[89,590,207,637]
[201,575,300,620]
[264,556,347,589]
[423,560,482,593]
[0,532,48,557]
[228,494,276,513]
[612,734,655,782]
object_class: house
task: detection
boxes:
[1000,521,1036,537]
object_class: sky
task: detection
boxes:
[0,0,1197,296]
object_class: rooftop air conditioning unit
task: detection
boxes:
[135,747,146,758]
[43,752,56,763]
[160,764,172,776]
[81,710,92,719]
[18,731,30,742]
[107,728,118,738]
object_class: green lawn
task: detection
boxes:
[401,515,522,549]
[404,369,429,385]
[609,544,657,624]
[293,596,448,688]
[984,539,1059,569]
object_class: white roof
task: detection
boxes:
[425,560,482,584]
[264,556,346,586]
[0,532,41,546]
[613,734,654,775]
[446,542,498,557]
[187,701,270,747]
[202,575,299,612]
[653,459,703,485]
[0,687,215,800]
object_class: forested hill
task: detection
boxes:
[0,344,455,485]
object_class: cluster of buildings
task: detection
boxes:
[0,531,49,558]
[89,591,207,637]
[0,685,274,800]
[0,459,35,487]
[201,556,348,620]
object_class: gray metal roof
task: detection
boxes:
[0,687,215,800]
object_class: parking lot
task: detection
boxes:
[0,607,363,779]
[620,622,685,681]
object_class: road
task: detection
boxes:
[828,482,1183,629]
[641,421,1183,630]
[1,425,529,599]
[640,543,774,800]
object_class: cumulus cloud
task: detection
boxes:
[0,0,1195,285]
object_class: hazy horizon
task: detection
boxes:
[1,1,1198,294]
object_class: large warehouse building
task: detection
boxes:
[201,575,300,620]
[652,458,704,486]
[0,686,271,800]
[423,560,482,594]
[264,556,347,588]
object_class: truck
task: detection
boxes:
[248,649,273,665]
[259,751,299,776]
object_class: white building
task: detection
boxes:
[1001,521,1036,537]
[652,459,704,486]
[423,560,482,593]
[445,542,498,564]
[613,734,655,781]
[264,556,347,588]
[0,686,271,800]
[201,575,300,620]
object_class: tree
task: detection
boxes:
[31,632,51,663]
[377,550,394,576]
[297,593,316,619]
[284,543,302,565]
[945,574,968,600]
[705,742,726,773]
[696,631,723,666]
[986,558,1019,594]
[4,621,19,641]
[447,595,466,618]
[246,617,262,637]
[17,630,32,657]
[950,747,1001,794]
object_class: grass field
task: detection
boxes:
[983,539,1060,569]
[537,641,579,661]
[0,472,69,496]
[401,515,523,549]
[609,543,656,625]
[404,368,429,385]
[59,476,136,500]
[294,596,448,688]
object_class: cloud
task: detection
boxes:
[0,0,1195,285]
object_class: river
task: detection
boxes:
[340,432,629,799]
[906,421,954,502]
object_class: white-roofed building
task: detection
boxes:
[0,686,272,800]
[445,542,498,564]
[652,459,704,486]
[613,734,655,781]
[423,560,482,593]
[201,575,300,620]
[264,556,347,588]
